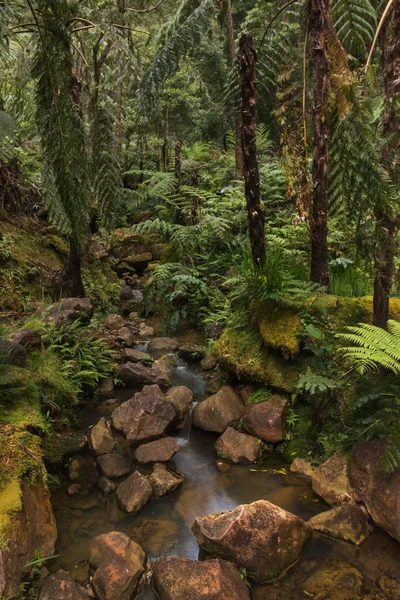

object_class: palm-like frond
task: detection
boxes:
[331,0,376,57]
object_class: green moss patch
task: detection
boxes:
[258,302,302,358]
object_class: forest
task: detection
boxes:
[0,0,400,598]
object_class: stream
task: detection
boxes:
[51,328,400,598]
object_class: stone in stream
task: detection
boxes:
[308,504,370,545]
[193,386,244,433]
[290,458,313,478]
[123,348,152,364]
[242,395,288,443]
[97,476,117,495]
[191,499,311,582]
[178,343,205,362]
[89,418,115,456]
[214,427,262,464]
[350,439,400,543]
[147,337,179,354]
[119,361,170,387]
[13,329,42,349]
[165,386,194,425]
[112,384,176,446]
[68,455,97,481]
[200,352,217,371]
[117,327,135,347]
[134,437,179,464]
[95,378,115,397]
[153,557,251,600]
[312,451,355,507]
[89,531,146,600]
[103,313,125,331]
[117,471,153,513]
[149,463,184,498]
[97,454,131,479]
[39,570,88,600]
[62,434,87,456]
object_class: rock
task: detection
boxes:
[214,427,262,464]
[193,386,244,433]
[149,463,184,498]
[117,327,135,347]
[377,575,400,600]
[42,298,93,324]
[308,504,370,545]
[153,557,251,600]
[350,439,400,542]
[302,560,364,600]
[103,314,125,331]
[192,499,310,582]
[121,253,152,274]
[120,285,135,301]
[165,386,194,424]
[0,340,26,366]
[90,531,146,600]
[200,353,217,371]
[63,434,87,456]
[135,437,179,464]
[112,385,176,445]
[96,378,115,397]
[312,451,355,506]
[139,325,154,337]
[178,343,205,362]
[147,337,179,355]
[242,395,288,443]
[68,455,96,481]
[39,570,87,600]
[123,348,152,364]
[97,477,117,495]
[0,477,57,599]
[97,454,131,479]
[13,329,41,349]
[290,458,313,477]
[116,471,152,513]
[89,418,115,456]
[119,362,170,387]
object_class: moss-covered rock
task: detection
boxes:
[306,295,400,330]
[258,303,302,358]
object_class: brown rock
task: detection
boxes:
[112,385,176,446]
[0,340,26,366]
[290,458,313,477]
[97,477,117,495]
[103,314,125,331]
[68,455,96,481]
[89,418,115,456]
[200,353,217,371]
[96,378,115,397]
[117,327,135,347]
[123,348,152,364]
[62,434,87,456]
[178,343,205,362]
[192,499,310,582]
[119,362,170,387]
[39,570,87,600]
[135,437,179,464]
[242,395,288,443]
[90,531,146,600]
[122,253,152,274]
[117,471,152,513]
[193,386,244,433]
[312,451,355,506]
[149,463,184,498]
[97,454,131,479]
[153,557,251,600]
[350,439,400,542]
[215,427,262,464]
[303,560,364,600]
[13,329,41,349]
[165,386,194,424]
[308,504,370,545]
[147,337,179,354]
[57,297,94,320]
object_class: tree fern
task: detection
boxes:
[331,0,376,57]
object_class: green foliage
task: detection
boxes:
[0,348,27,407]
[331,0,376,57]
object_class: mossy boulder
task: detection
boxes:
[258,303,302,358]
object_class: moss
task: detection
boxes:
[82,260,120,315]
[258,303,302,358]
[0,480,22,547]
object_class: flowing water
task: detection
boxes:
[51,332,400,597]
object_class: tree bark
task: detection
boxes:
[60,239,85,298]
[115,0,125,155]
[309,0,330,288]
[190,170,201,225]
[174,139,185,225]
[239,34,266,268]
[226,0,243,180]
[373,0,400,328]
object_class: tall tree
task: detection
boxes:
[225,0,243,180]
[239,33,265,267]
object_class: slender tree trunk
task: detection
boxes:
[373,0,400,328]
[60,239,85,298]
[174,139,185,225]
[162,109,169,172]
[239,34,266,268]
[115,0,125,155]
[191,170,201,225]
[309,0,330,288]
[226,0,243,180]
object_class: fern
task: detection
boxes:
[331,0,376,57]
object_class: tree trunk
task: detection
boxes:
[115,0,125,155]
[226,0,243,180]
[373,0,400,328]
[309,0,330,288]
[239,34,266,268]
[162,109,169,172]
[60,239,85,298]
[191,170,201,225]
[174,139,185,225]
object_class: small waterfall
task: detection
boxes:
[180,401,198,442]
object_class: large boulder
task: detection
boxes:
[97,454,131,479]
[147,337,179,354]
[165,386,194,425]
[178,343,205,362]
[119,362,170,387]
[134,437,179,464]
[117,471,153,513]
[312,451,355,506]
[123,348,152,365]
[308,504,370,545]
[149,463,184,498]
[214,427,262,464]
[89,418,115,456]
[120,253,152,275]
[153,557,251,600]
[112,385,176,446]
[39,570,87,600]
[350,439,400,542]
[0,340,26,366]
[42,298,93,325]
[242,396,288,443]
[193,386,244,433]
[103,314,125,331]
[13,329,42,350]
[192,500,310,582]
[89,531,146,600]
